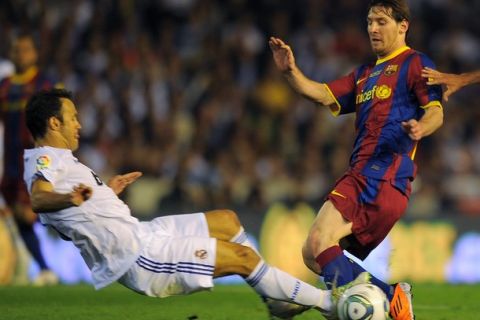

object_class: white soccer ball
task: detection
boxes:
[337,283,390,320]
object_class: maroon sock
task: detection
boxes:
[315,245,343,269]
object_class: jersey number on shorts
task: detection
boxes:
[91,171,104,186]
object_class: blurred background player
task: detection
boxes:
[269,0,443,319]
[0,33,59,285]
[422,67,480,101]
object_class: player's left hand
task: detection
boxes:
[108,171,143,195]
[401,119,424,141]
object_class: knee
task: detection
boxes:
[302,227,337,271]
[206,209,241,236]
[209,209,240,226]
[221,209,241,228]
[306,228,335,255]
[302,240,320,274]
[206,209,243,241]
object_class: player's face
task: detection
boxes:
[11,37,38,72]
[367,6,408,58]
[58,98,82,151]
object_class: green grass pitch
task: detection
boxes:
[0,283,478,319]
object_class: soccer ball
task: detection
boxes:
[337,283,390,320]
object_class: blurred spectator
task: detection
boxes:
[0,0,478,219]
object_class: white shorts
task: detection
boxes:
[118,212,217,297]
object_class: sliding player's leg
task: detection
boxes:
[214,240,333,316]
[204,209,258,252]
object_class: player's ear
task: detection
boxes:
[48,116,61,131]
[399,20,409,35]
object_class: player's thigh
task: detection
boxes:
[148,212,209,237]
[119,235,216,297]
[304,201,353,257]
[214,240,260,277]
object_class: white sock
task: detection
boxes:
[245,261,332,311]
[230,227,259,254]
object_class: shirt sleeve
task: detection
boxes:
[324,70,357,116]
[408,53,443,109]
[32,151,66,187]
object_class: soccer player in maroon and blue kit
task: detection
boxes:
[0,33,59,285]
[269,0,443,319]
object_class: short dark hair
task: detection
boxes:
[368,0,410,22]
[25,88,73,140]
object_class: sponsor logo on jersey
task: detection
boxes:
[384,64,398,76]
[356,85,392,104]
[375,85,392,99]
[356,70,383,85]
[369,70,382,78]
[195,249,208,259]
[36,155,51,170]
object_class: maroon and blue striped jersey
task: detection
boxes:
[325,47,442,190]
[0,66,57,179]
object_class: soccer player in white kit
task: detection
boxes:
[21,88,372,318]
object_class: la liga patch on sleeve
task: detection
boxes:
[36,155,51,170]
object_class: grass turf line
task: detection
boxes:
[0,283,478,319]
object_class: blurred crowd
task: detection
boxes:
[0,0,479,218]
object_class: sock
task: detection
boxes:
[245,260,332,312]
[348,258,394,300]
[230,227,259,253]
[18,222,49,270]
[315,245,354,289]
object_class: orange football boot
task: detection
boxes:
[390,282,414,320]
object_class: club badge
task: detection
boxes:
[195,249,208,259]
[384,64,398,76]
[36,155,51,170]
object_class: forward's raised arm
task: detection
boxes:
[269,37,335,107]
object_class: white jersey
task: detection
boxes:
[23,146,149,289]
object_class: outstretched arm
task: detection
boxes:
[30,178,92,213]
[269,37,335,107]
[421,68,480,101]
[401,106,443,141]
[107,171,142,195]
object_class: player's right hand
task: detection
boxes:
[269,37,296,73]
[71,183,92,206]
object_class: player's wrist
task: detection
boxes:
[283,64,298,76]
[461,72,477,86]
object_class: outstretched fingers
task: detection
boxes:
[121,171,143,184]
[421,67,442,85]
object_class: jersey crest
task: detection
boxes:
[36,155,51,170]
[384,64,398,76]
